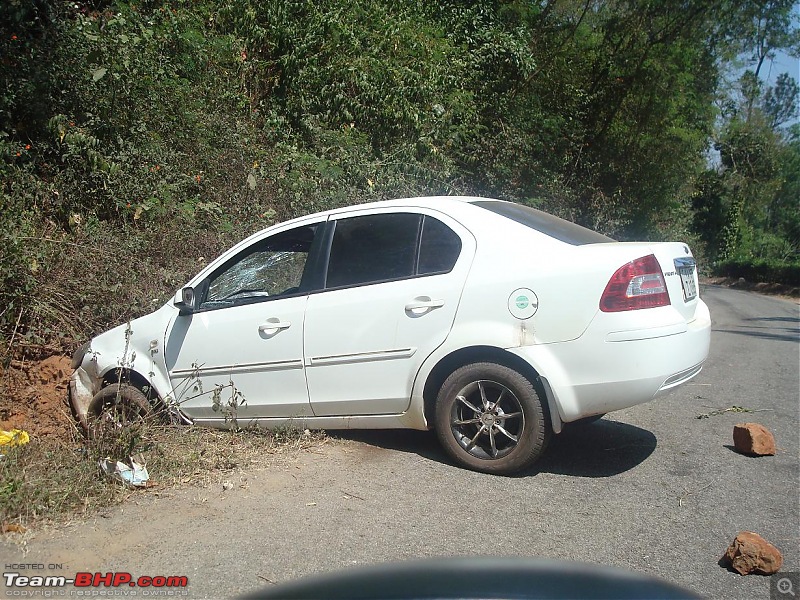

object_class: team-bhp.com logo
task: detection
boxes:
[4,568,189,596]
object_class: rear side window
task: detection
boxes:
[471,200,614,245]
[326,213,421,288]
[325,213,463,288]
[418,216,462,274]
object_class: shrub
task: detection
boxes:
[715,258,800,286]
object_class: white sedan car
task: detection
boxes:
[70,196,711,474]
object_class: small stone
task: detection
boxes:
[730,277,747,288]
[733,423,776,456]
[723,531,783,575]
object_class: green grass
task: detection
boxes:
[0,422,326,527]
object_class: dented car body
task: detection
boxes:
[70,196,711,474]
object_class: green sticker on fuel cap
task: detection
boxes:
[508,288,538,319]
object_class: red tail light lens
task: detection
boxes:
[600,254,670,312]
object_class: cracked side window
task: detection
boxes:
[202,224,318,308]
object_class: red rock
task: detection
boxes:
[723,531,783,575]
[733,423,776,456]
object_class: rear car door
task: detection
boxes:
[304,208,476,416]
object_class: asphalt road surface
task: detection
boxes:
[3,285,798,599]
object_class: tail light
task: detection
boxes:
[600,254,670,312]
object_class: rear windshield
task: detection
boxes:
[471,200,615,245]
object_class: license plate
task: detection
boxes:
[678,266,697,301]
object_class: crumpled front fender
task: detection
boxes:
[68,303,185,427]
[69,364,97,429]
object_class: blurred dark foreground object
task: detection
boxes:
[242,557,701,599]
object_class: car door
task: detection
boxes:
[165,221,324,421]
[304,208,475,416]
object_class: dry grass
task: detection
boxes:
[0,421,327,528]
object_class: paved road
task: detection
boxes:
[3,285,798,599]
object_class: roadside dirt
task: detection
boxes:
[0,355,75,441]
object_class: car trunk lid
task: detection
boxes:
[649,242,701,322]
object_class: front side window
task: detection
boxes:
[201,224,318,308]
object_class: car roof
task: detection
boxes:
[268,196,488,231]
[316,195,482,217]
[295,196,612,246]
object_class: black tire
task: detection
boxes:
[88,383,153,430]
[434,362,550,475]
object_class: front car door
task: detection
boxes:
[165,219,325,422]
[304,208,476,416]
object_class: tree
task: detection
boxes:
[696,0,800,263]
[768,124,800,254]
[729,0,799,120]
[763,73,800,128]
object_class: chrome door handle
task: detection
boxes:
[258,319,291,334]
[405,297,445,315]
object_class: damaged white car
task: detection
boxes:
[70,196,711,474]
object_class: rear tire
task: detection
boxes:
[434,362,550,475]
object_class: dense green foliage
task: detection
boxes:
[0,0,798,356]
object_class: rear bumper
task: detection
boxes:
[512,299,711,422]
